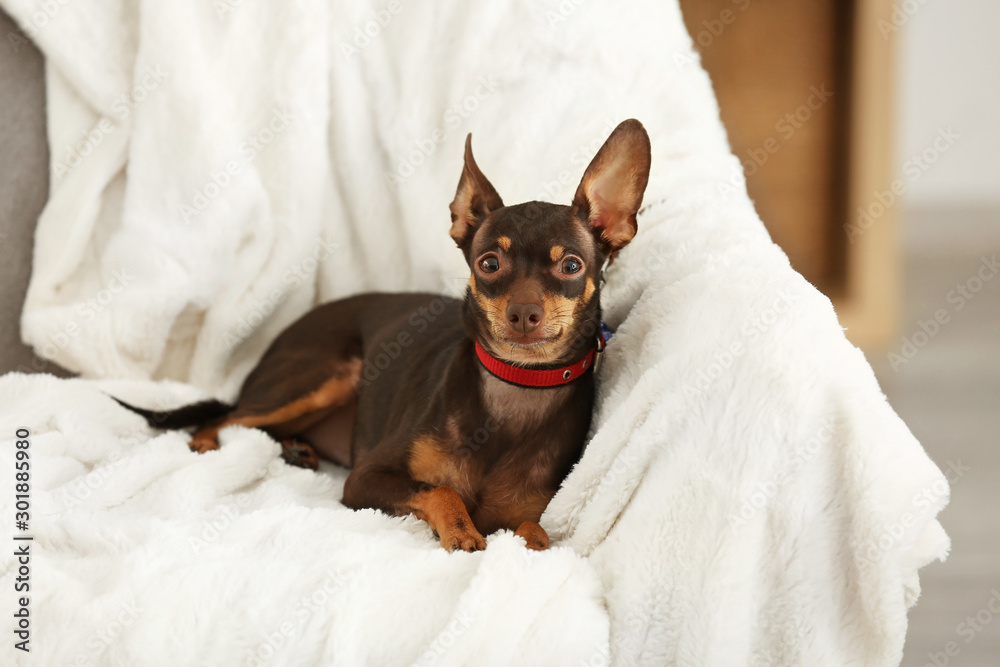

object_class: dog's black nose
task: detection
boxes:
[506,302,544,334]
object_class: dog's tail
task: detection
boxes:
[112,397,233,430]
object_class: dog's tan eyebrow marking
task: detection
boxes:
[550,245,565,262]
[497,236,511,251]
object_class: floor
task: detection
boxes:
[869,213,1000,666]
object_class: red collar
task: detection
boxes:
[474,336,604,388]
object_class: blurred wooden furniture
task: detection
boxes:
[678,0,898,350]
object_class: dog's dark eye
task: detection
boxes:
[479,255,500,273]
[561,257,582,274]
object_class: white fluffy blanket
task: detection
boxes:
[0,0,949,665]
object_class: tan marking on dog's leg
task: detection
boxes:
[188,360,361,455]
[407,486,486,552]
[408,435,473,500]
[216,359,361,431]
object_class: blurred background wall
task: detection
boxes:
[899,0,1000,209]
[898,0,1000,253]
[678,1,1000,664]
[890,3,999,665]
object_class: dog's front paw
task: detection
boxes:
[514,521,549,551]
[440,520,487,553]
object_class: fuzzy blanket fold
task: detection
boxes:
[0,0,947,665]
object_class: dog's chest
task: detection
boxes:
[479,370,571,432]
[407,374,577,508]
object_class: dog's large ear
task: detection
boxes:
[449,134,503,248]
[572,119,651,254]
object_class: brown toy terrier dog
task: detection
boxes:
[117,119,651,552]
